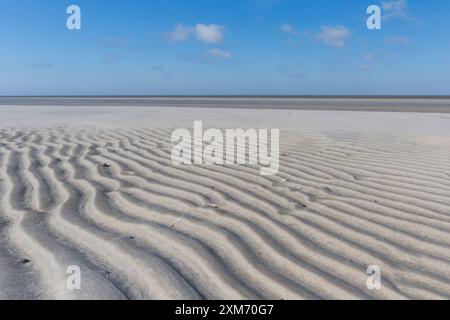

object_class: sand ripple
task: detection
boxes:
[0,127,450,300]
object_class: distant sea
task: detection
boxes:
[1,96,450,113]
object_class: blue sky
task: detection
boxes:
[1,0,449,95]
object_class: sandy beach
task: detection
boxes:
[1,101,450,300]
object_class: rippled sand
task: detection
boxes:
[1,105,450,299]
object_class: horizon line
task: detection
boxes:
[2,95,450,99]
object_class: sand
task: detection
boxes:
[0,104,450,300]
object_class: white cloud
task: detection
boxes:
[167,23,193,42]
[195,24,224,43]
[314,25,350,48]
[281,23,299,36]
[386,35,410,45]
[205,48,232,59]
[167,23,225,44]
[381,0,411,20]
